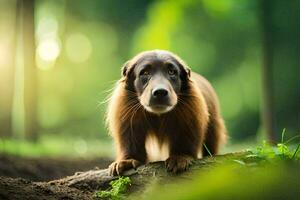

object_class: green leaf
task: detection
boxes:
[95,177,131,200]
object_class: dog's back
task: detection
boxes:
[191,72,227,155]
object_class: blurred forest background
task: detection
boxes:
[0,0,299,158]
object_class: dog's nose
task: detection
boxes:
[152,88,168,98]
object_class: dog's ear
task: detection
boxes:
[176,59,191,80]
[170,53,191,79]
[121,61,130,77]
[177,62,191,91]
[181,65,191,78]
[121,60,136,78]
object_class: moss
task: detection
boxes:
[95,177,131,200]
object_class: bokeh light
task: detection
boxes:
[66,33,92,63]
[37,38,61,62]
[73,139,88,155]
[35,14,60,70]
[36,16,59,41]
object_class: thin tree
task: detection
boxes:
[22,0,38,141]
[260,0,276,142]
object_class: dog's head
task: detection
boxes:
[122,50,191,114]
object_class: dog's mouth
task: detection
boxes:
[144,104,174,114]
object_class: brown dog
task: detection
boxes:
[107,50,227,175]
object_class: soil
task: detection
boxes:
[0,154,112,181]
[0,152,248,200]
[0,177,93,200]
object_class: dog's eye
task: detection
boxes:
[168,69,176,75]
[140,70,150,76]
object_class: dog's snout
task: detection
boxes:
[152,87,168,98]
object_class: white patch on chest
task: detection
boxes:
[145,133,169,162]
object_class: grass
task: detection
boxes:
[135,162,300,200]
[95,177,131,200]
[203,143,213,157]
[0,135,114,158]
[248,129,300,161]
[132,130,300,200]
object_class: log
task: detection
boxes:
[0,152,247,200]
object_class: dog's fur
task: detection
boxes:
[107,50,227,175]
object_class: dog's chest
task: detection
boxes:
[145,132,169,162]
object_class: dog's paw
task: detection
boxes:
[165,155,194,173]
[109,159,141,176]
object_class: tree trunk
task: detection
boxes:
[22,0,38,141]
[260,0,276,143]
[0,0,18,138]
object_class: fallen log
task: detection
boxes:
[0,152,247,200]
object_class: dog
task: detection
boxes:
[106,50,227,175]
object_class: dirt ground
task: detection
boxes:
[0,154,112,182]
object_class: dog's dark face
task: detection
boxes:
[122,50,190,114]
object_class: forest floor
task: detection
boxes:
[0,141,300,200]
[0,152,249,200]
[0,154,112,181]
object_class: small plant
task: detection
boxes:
[250,129,300,161]
[292,142,300,159]
[95,176,131,200]
[203,143,213,157]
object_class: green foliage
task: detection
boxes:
[134,163,300,200]
[249,130,300,161]
[133,134,300,200]
[95,177,131,200]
